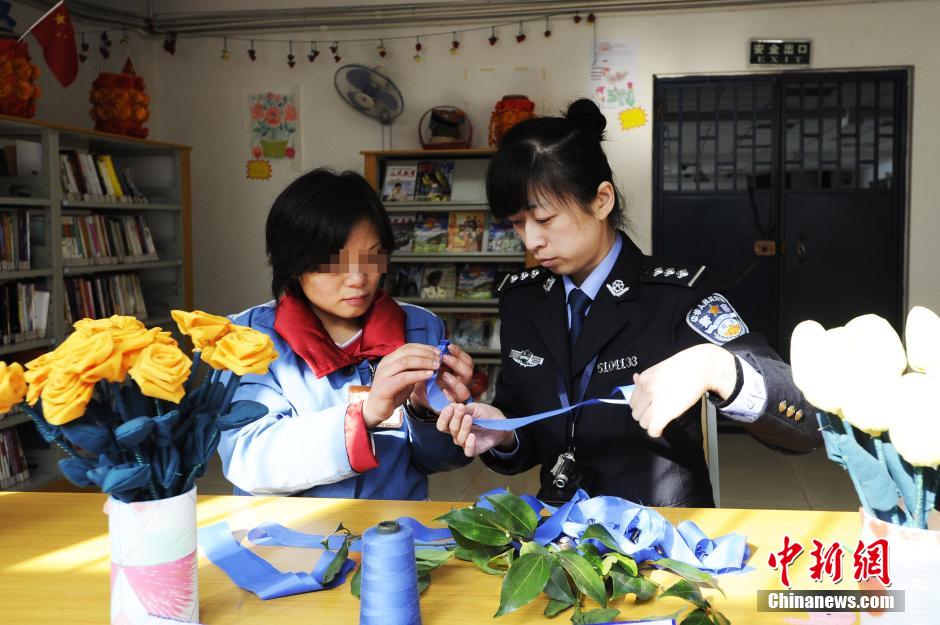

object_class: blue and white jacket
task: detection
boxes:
[217,301,470,499]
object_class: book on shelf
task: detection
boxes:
[61,214,158,267]
[447,211,485,252]
[414,161,454,202]
[487,217,524,254]
[0,281,49,345]
[64,272,149,325]
[0,210,31,270]
[456,263,496,299]
[386,263,424,298]
[381,164,417,202]
[0,426,31,489]
[413,212,449,253]
[420,264,456,299]
[390,213,415,253]
[450,313,497,350]
[59,150,149,204]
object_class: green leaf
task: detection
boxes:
[600,553,639,577]
[555,550,608,608]
[679,608,712,625]
[450,528,484,550]
[437,508,512,546]
[486,492,540,538]
[545,562,577,604]
[470,545,512,575]
[320,538,351,584]
[415,548,455,566]
[487,548,515,573]
[710,610,731,625]
[648,558,723,594]
[577,608,621,624]
[520,541,552,557]
[454,547,473,561]
[608,566,658,602]
[349,566,361,599]
[581,524,624,554]
[544,597,575,618]
[495,553,552,617]
[578,544,603,573]
[659,579,708,609]
[417,571,431,594]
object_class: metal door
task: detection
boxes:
[653,71,907,357]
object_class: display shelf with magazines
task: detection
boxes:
[0,114,192,492]
[364,148,533,364]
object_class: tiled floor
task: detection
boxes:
[195,430,859,511]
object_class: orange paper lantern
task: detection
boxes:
[488,95,536,147]
[90,58,150,138]
[0,40,41,119]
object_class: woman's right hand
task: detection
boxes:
[437,402,516,457]
[363,343,440,429]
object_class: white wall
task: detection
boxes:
[132,0,939,317]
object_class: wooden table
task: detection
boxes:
[0,491,865,624]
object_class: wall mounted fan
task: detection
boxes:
[334,64,404,148]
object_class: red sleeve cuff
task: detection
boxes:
[345,400,379,473]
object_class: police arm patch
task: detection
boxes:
[686,293,749,345]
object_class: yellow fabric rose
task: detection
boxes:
[41,369,95,425]
[57,330,123,384]
[0,362,27,414]
[128,343,192,404]
[153,330,178,346]
[202,325,278,376]
[72,316,157,379]
[23,364,50,406]
[172,310,233,350]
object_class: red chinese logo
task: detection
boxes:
[853,539,891,587]
[769,537,890,588]
[809,539,845,583]
[768,535,804,588]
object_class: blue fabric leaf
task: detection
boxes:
[114,416,154,449]
[83,398,120,426]
[60,422,113,454]
[159,446,182,491]
[186,413,217,465]
[216,400,268,431]
[102,463,152,497]
[153,410,181,447]
[58,457,96,487]
[836,431,901,514]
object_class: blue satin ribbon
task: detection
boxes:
[246,518,455,551]
[198,521,356,599]
[425,339,453,412]
[472,385,635,431]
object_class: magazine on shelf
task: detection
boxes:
[447,211,485,252]
[386,263,423,298]
[413,212,449,253]
[390,213,415,253]
[487,217,524,254]
[451,313,494,349]
[420,264,456,299]
[456,263,496,299]
[414,161,455,202]
[381,164,417,202]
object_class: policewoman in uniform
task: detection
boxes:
[438,99,822,507]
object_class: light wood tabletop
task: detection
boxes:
[0,491,865,624]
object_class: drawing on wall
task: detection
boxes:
[247,87,300,174]
[589,41,647,131]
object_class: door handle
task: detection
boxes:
[795,239,808,262]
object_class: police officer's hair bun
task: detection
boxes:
[565,98,606,141]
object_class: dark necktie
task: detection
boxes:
[568,288,592,351]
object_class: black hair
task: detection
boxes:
[266,167,394,300]
[485,98,625,229]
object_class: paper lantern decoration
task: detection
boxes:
[488,95,535,147]
[0,40,41,119]
[90,57,150,139]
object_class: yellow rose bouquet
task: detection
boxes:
[790,307,940,529]
[0,311,278,502]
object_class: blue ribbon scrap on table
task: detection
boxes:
[472,385,635,431]
[199,488,749,600]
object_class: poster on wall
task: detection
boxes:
[246,87,301,179]
[589,41,647,131]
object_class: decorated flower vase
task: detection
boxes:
[859,508,940,625]
[0,39,41,119]
[107,486,198,625]
[260,138,288,158]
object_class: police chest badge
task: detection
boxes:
[510,349,544,368]
[687,293,749,345]
[606,280,629,297]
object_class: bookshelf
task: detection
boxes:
[363,148,534,402]
[0,114,192,491]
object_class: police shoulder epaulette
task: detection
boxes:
[497,267,550,295]
[640,262,706,288]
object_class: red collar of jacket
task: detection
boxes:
[273,290,406,378]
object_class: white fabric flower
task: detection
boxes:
[888,372,940,467]
[906,306,940,374]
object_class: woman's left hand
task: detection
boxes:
[630,343,737,437]
[411,343,475,410]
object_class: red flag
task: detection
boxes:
[24,1,78,87]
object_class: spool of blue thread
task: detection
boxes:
[360,520,422,625]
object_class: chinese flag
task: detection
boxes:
[26,0,78,87]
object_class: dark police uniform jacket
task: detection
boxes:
[481,235,822,507]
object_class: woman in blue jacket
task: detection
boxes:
[218,168,473,499]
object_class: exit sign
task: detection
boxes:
[749,39,811,66]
